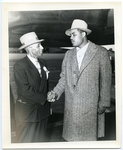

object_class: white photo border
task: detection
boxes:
[2,1,122,149]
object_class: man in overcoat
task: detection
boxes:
[48,19,112,141]
[14,32,50,143]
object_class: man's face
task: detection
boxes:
[28,43,43,58]
[70,29,84,47]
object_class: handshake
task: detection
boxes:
[47,90,58,102]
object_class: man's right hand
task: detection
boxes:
[47,91,57,102]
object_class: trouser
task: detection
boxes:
[15,118,48,143]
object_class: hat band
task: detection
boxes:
[21,37,39,46]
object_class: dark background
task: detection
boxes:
[9,9,114,50]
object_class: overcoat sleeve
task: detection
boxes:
[53,51,68,99]
[14,63,47,105]
[98,48,112,108]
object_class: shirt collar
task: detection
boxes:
[76,42,89,52]
[27,54,38,63]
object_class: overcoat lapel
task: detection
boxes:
[78,41,98,78]
[71,49,79,86]
[72,49,79,74]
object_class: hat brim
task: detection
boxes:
[18,39,44,50]
[65,28,92,36]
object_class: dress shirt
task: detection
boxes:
[76,42,89,70]
[27,55,42,77]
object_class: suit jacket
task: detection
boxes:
[14,56,50,122]
[54,41,112,141]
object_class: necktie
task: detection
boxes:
[35,60,42,77]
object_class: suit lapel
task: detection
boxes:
[25,56,41,88]
[38,59,47,92]
[38,59,46,80]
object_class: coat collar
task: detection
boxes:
[25,55,36,69]
[25,56,44,69]
[74,41,98,84]
[72,41,98,73]
[79,41,98,73]
[24,56,43,88]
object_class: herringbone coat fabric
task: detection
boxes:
[54,41,112,141]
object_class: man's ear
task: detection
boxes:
[25,46,30,54]
[82,32,86,37]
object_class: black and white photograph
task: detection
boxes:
[2,2,122,149]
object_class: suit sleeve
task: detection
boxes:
[53,52,68,99]
[99,48,112,108]
[14,63,46,105]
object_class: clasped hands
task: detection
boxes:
[47,90,58,102]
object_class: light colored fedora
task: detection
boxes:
[65,19,92,36]
[18,32,44,50]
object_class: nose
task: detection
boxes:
[70,35,73,40]
[40,44,43,50]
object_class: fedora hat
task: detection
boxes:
[65,19,92,36]
[18,32,44,50]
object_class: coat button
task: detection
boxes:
[73,85,75,88]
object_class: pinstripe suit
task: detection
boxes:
[54,41,112,141]
[14,56,50,142]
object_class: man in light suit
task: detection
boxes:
[14,32,50,143]
[48,19,112,141]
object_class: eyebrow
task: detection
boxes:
[71,31,76,35]
[35,43,40,47]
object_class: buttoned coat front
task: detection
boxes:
[54,41,112,141]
